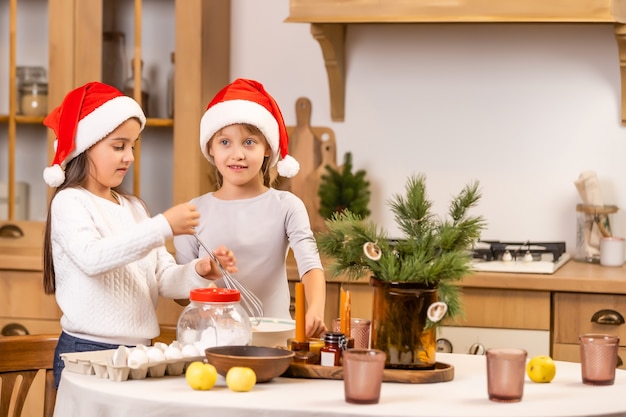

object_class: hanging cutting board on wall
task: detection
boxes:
[280,97,337,232]
[308,134,337,232]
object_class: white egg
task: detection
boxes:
[164,346,184,360]
[146,347,166,363]
[112,345,129,367]
[181,344,201,357]
[169,340,183,350]
[153,342,168,352]
[128,348,150,367]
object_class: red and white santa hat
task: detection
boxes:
[42,81,146,187]
[199,78,299,178]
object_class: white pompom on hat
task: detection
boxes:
[199,78,299,178]
[42,81,146,187]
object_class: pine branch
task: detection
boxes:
[317,174,487,325]
[318,152,371,218]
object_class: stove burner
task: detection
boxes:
[471,241,566,262]
[470,241,570,274]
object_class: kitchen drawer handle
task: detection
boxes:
[0,223,24,238]
[591,309,625,325]
[1,322,29,336]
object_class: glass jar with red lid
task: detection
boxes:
[176,287,252,351]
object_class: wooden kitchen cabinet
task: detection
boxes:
[1,0,230,343]
[1,0,229,222]
[446,287,550,330]
[0,221,61,336]
[552,291,626,369]
[0,270,62,336]
[288,255,626,358]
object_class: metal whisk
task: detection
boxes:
[193,233,263,325]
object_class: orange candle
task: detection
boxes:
[339,287,347,334]
[345,290,352,338]
[295,282,306,342]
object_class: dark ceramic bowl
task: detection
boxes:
[204,345,295,383]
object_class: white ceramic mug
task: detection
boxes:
[599,237,625,267]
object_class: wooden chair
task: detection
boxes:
[0,334,58,417]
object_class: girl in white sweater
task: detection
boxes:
[42,82,237,388]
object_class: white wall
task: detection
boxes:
[2,0,625,253]
[231,0,626,251]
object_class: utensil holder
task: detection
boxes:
[575,204,619,263]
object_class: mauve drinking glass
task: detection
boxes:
[486,348,527,402]
[332,318,371,349]
[343,349,386,404]
[579,333,620,385]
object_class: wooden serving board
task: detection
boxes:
[283,362,454,384]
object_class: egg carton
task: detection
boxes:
[61,348,204,382]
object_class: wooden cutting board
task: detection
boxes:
[308,135,337,232]
[283,362,454,384]
[282,97,337,232]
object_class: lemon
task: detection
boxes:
[226,366,257,392]
[185,361,218,390]
[526,355,556,383]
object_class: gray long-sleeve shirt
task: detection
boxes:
[174,188,323,319]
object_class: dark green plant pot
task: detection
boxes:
[370,277,437,370]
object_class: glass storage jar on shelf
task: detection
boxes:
[15,66,47,115]
[20,81,48,117]
[124,58,150,117]
[176,287,252,352]
[166,52,175,119]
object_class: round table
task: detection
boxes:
[53,352,626,417]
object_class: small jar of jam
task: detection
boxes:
[320,332,348,367]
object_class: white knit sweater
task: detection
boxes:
[51,188,208,345]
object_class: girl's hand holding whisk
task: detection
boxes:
[195,246,238,279]
[163,203,200,235]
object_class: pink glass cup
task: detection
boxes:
[579,333,620,385]
[486,348,527,402]
[332,318,371,349]
[343,349,386,404]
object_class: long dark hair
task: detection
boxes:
[42,153,132,294]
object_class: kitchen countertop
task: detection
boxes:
[4,224,626,295]
[457,260,626,294]
[288,256,626,295]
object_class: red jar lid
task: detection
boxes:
[189,287,240,302]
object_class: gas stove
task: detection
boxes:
[470,241,570,274]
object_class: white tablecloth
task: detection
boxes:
[53,353,626,417]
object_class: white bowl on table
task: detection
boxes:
[250,318,295,348]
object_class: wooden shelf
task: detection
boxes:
[0,116,172,128]
[286,0,626,123]
[0,115,45,124]
[145,118,174,128]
